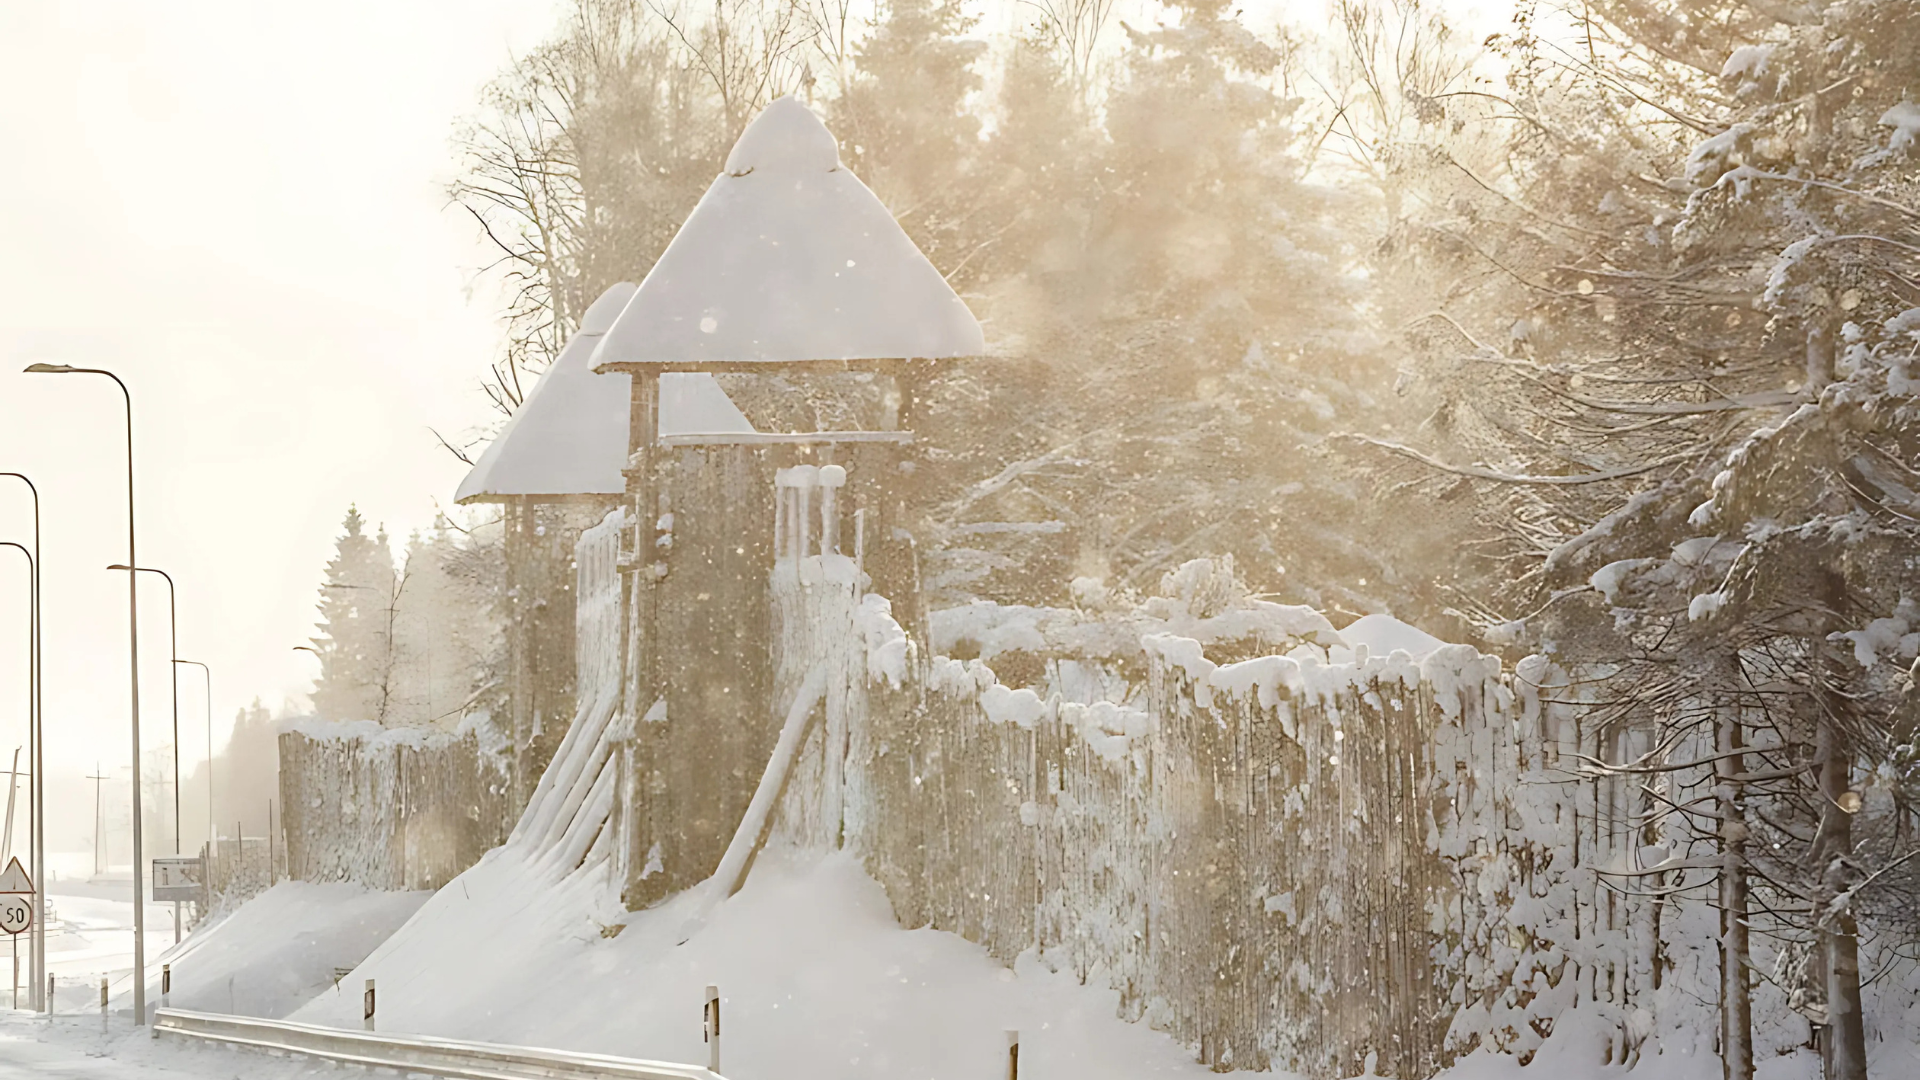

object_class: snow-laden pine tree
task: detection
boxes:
[309,506,399,725]
[1363,1,1920,1075]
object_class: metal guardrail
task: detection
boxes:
[153,1008,725,1080]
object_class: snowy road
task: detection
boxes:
[0,1034,189,1079]
[0,1016,324,1080]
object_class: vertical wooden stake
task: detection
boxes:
[100,976,108,1031]
[1006,1029,1020,1080]
[363,978,376,1031]
[704,984,720,1074]
[161,963,170,1011]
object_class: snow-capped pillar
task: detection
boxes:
[775,466,819,564]
[819,464,846,556]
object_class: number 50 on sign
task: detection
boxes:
[0,895,27,935]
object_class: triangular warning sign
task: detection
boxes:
[0,856,32,894]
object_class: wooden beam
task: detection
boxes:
[657,431,914,447]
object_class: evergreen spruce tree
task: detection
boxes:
[309,506,398,724]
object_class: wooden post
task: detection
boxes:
[1006,1030,1020,1080]
[622,372,663,899]
[363,978,376,1031]
[704,984,721,1074]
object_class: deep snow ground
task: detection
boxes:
[40,876,180,1009]
[128,882,430,1018]
[8,846,1907,1080]
[293,845,1225,1078]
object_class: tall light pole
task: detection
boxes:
[111,566,179,944]
[0,472,44,1012]
[174,660,211,859]
[25,363,146,1026]
[109,566,179,858]
[0,540,35,1004]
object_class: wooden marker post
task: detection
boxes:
[363,978,376,1031]
[703,984,720,1074]
[99,976,108,1030]
[1006,1030,1020,1080]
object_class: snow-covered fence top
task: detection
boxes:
[750,550,1724,1077]
[279,715,515,892]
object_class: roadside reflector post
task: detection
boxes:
[363,978,376,1031]
[161,964,170,1010]
[1006,1029,1020,1080]
[100,976,108,1030]
[703,984,720,1074]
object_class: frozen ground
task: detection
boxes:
[293,845,1223,1078]
[37,875,180,1012]
[127,882,429,1018]
[0,1011,325,1079]
[6,846,1910,1079]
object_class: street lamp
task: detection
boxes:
[0,471,45,1012]
[107,566,180,860]
[173,660,212,859]
[109,566,181,945]
[0,540,36,1002]
[25,363,147,1025]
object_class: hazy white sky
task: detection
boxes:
[0,2,566,831]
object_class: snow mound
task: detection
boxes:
[293,846,1223,1079]
[138,882,429,1019]
[1332,613,1447,662]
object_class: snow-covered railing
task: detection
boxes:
[153,1008,722,1080]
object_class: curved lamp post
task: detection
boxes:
[0,471,44,1012]
[108,566,179,858]
[174,660,212,859]
[110,566,181,944]
[25,363,146,1025]
[0,541,36,1004]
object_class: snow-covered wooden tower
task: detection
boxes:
[455,283,758,810]
[589,95,984,903]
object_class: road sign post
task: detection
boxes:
[152,856,203,902]
[154,856,202,949]
[1,856,33,1007]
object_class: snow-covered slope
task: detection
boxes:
[292,846,1224,1079]
[142,882,430,1018]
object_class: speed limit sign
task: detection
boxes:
[0,894,28,935]
[0,856,33,936]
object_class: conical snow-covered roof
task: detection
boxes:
[455,284,756,503]
[591,96,984,371]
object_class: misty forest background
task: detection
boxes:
[265,0,1920,1070]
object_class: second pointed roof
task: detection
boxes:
[456,284,756,503]
[592,96,985,371]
